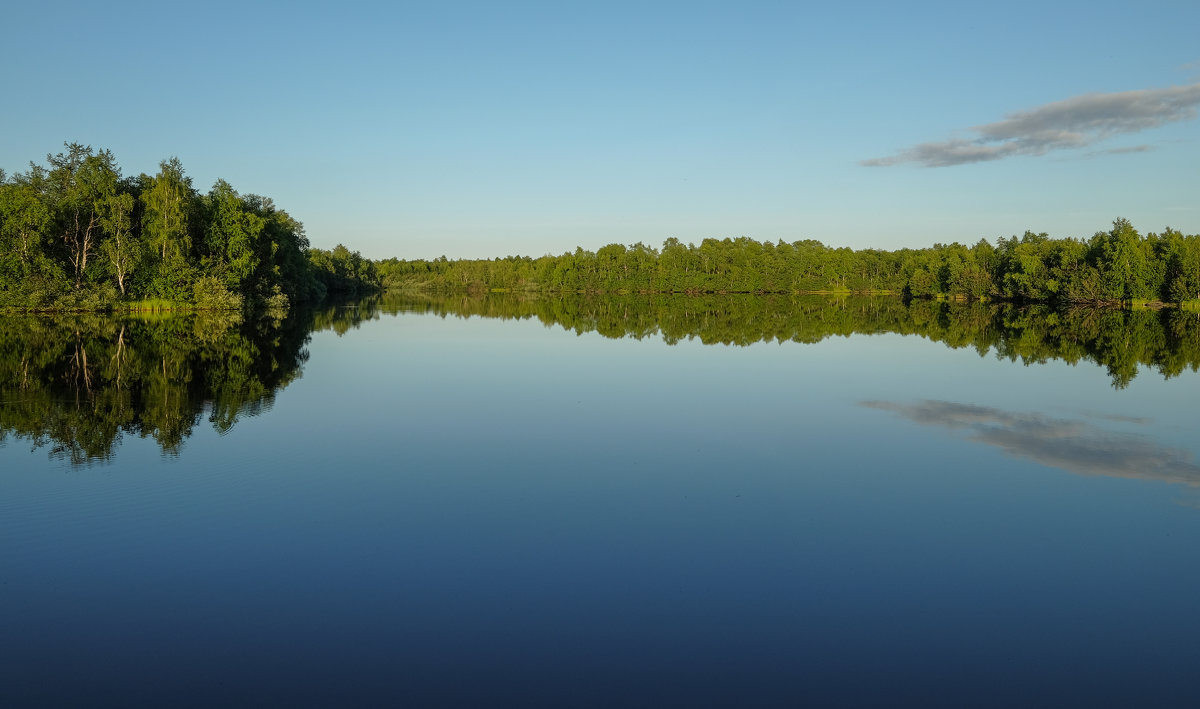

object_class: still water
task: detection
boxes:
[3,296,1200,707]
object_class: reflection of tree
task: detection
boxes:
[368,292,1200,388]
[11,294,1195,466]
[0,310,314,465]
[863,400,1200,487]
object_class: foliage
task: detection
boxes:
[0,143,376,311]
[192,276,245,310]
[308,244,378,297]
[378,220,1199,305]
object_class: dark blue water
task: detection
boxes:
[3,305,1200,707]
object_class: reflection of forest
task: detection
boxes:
[7,294,1199,466]
[0,311,313,465]
[372,292,1200,388]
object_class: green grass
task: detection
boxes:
[119,298,189,312]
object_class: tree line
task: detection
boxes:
[377,219,1200,305]
[8,143,1196,309]
[0,143,379,311]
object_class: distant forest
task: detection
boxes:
[0,144,378,311]
[379,219,1200,306]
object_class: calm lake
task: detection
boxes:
[3,295,1200,707]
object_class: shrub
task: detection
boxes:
[193,276,244,310]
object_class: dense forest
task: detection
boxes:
[0,144,378,311]
[378,220,1200,306]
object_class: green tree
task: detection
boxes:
[202,179,263,293]
[1161,227,1200,303]
[1096,218,1153,301]
[99,192,139,295]
[0,182,51,279]
[46,144,120,289]
[142,157,192,262]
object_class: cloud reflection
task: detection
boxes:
[862,400,1200,486]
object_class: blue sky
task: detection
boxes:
[3,0,1198,259]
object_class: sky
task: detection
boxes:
[2,0,1198,260]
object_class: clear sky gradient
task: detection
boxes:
[3,0,1198,259]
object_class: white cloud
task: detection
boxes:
[863,83,1200,167]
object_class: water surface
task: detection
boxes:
[3,296,1200,707]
